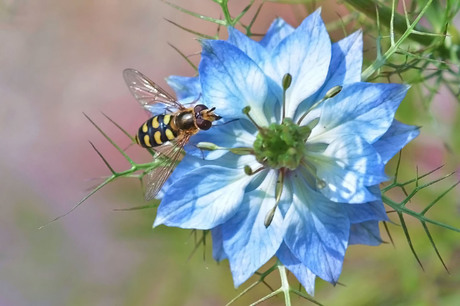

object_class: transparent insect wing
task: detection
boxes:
[123,68,184,111]
[142,135,189,201]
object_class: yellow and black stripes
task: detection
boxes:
[136,114,177,148]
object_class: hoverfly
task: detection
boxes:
[123,68,221,201]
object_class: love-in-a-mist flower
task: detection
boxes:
[154,9,419,295]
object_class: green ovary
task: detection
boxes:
[253,118,308,170]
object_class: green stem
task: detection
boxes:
[344,0,433,46]
[360,0,433,80]
[216,0,234,26]
[383,196,460,233]
[278,264,291,306]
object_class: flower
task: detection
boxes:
[154,9,419,295]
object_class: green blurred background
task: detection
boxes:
[1,0,459,305]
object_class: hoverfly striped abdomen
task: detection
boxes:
[136,114,178,148]
[124,69,222,200]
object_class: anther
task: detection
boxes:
[264,206,277,228]
[297,85,343,125]
[301,160,328,190]
[242,106,251,115]
[282,73,292,90]
[264,169,285,228]
[324,85,342,99]
[244,165,265,176]
[282,73,292,120]
[196,142,220,151]
[244,165,253,175]
[317,179,327,189]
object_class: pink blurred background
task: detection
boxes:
[1,1,458,305]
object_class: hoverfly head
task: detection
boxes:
[194,104,222,130]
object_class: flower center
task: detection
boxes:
[253,118,309,170]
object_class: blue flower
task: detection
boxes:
[155,9,419,295]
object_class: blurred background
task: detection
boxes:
[0,0,459,305]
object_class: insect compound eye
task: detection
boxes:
[196,118,212,130]
[193,104,208,117]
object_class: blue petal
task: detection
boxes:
[259,18,294,51]
[154,164,254,229]
[166,75,201,103]
[211,226,227,261]
[264,9,331,118]
[349,221,383,246]
[373,120,420,164]
[326,30,363,85]
[160,152,255,196]
[310,82,409,144]
[222,170,284,287]
[346,200,388,224]
[295,30,363,119]
[345,185,388,223]
[283,174,349,284]
[157,153,207,198]
[199,40,276,126]
[277,243,316,296]
[228,27,269,65]
[308,134,387,203]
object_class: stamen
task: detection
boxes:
[282,73,292,120]
[244,165,265,176]
[230,147,254,155]
[297,85,342,125]
[301,160,327,190]
[264,168,285,227]
[196,142,254,155]
[196,142,220,151]
[242,106,263,131]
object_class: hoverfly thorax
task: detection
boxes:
[175,110,196,131]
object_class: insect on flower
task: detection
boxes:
[123,68,222,201]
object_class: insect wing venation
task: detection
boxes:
[123,68,184,111]
[143,135,189,200]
